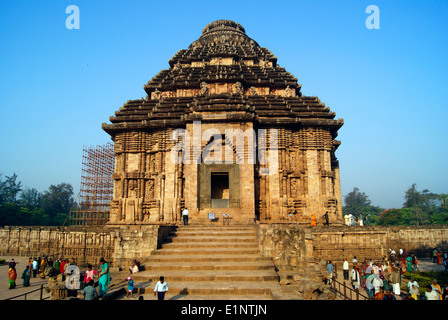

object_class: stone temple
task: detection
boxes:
[102,20,344,226]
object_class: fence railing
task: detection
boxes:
[332,278,371,300]
[5,284,48,301]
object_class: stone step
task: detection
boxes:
[133,281,277,298]
[144,254,272,263]
[130,270,279,282]
[164,236,258,243]
[143,261,275,271]
[171,230,257,237]
[161,242,259,249]
[150,248,261,256]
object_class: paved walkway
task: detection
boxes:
[0,256,50,300]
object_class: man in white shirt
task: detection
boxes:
[407,278,419,292]
[425,285,439,300]
[343,259,349,281]
[154,276,169,300]
[182,208,189,225]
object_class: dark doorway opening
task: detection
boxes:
[211,172,229,208]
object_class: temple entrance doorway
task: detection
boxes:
[211,172,229,208]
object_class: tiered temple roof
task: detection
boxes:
[102,20,343,141]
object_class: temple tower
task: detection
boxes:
[102,20,344,225]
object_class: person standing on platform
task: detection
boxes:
[182,207,189,225]
[343,258,349,281]
[311,213,317,226]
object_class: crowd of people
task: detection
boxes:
[6,256,112,300]
[336,250,448,300]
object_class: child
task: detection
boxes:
[126,276,134,298]
[84,264,98,284]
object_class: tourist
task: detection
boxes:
[442,283,448,300]
[365,271,375,299]
[433,249,438,263]
[390,267,401,296]
[126,276,134,298]
[344,214,350,226]
[182,207,189,225]
[8,266,17,289]
[8,258,16,269]
[342,258,349,281]
[129,259,140,274]
[382,289,396,300]
[436,251,442,265]
[54,259,61,274]
[375,287,385,300]
[59,259,67,274]
[40,257,47,279]
[444,258,448,272]
[372,273,383,296]
[323,212,329,226]
[425,285,439,300]
[22,265,31,287]
[431,279,442,300]
[412,255,420,271]
[32,258,38,278]
[82,280,98,300]
[154,276,168,300]
[409,284,420,300]
[310,213,316,226]
[350,266,360,291]
[406,256,413,272]
[407,278,419,293]
[326,261,333,284]
[98,257,111,298]
[84,264,98,284]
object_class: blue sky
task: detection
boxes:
[0,0,447,209]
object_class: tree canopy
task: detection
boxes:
[343,184,448,226]
[0,172,75,226]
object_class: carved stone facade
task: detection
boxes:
[102,20,344,225]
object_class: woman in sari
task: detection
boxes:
[22,266,31,287]
[406,256,413,272]
[431,279,443,300]
[310,213,317,226]
[8,267,17,289]
[98,257,110,298]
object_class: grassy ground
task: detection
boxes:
[402,271,448,296]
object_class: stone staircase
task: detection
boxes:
[130,224,283,300]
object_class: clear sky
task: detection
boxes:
[0,0,447,209]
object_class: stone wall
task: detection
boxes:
[257,224,448,273]
[0,225,174,268]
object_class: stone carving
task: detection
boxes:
[200,81,209,94]
[235,81,243,95]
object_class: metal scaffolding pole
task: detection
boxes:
[64,143,114,226]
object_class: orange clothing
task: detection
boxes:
[311,214,317,226]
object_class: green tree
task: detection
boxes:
[0,173,22,204]
[343,187,371,216]
[41,183,74,220]
[19,187,43,208]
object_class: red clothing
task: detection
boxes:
[59,261,66,274]
[84,269,98,283]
